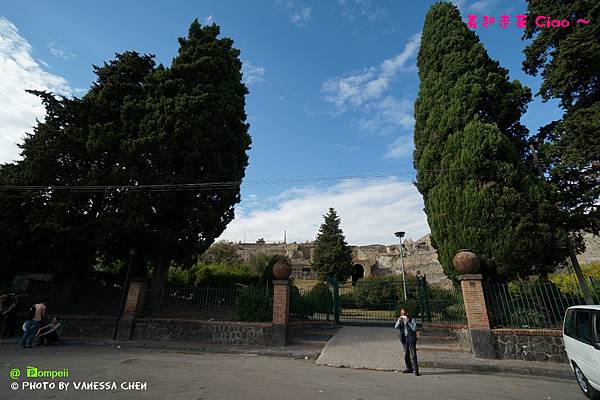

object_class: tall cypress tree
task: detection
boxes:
[311,208,354,281]
[413,3,567,282]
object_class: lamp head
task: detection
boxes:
[394,231,405,238]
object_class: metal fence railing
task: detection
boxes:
[289,285,333,321]
[8,281,122,318]
[422,284,467,326]
[143,286,272,322]
[484,282,591,329]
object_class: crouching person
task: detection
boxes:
[36,316,62,346]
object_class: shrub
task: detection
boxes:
[246,253,272,286]
[308,282,333,314]
[200,241,241,265]
[339,292,355,307]
[167,265,191,286]
[442,304,466,321]
[394,300,420,318]
[353,276,417,310]
[190,263,253,287]
[550,263,600,296]
[289,286,316,319]
[234,287,272,322]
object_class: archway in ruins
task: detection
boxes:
[351,264,364,286]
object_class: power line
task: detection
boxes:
[0,161,544,193]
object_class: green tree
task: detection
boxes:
[413,3,567,282]
[522,0,600,302]
[200,241,241,265]
[0,20,251,288]
[311,208,354,281]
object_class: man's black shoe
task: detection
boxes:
[414,372,421,376]
[402,369,413,373]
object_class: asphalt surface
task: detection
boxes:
[0,346,582,400]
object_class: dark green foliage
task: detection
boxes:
[233,286,272,322]
[523,0,600,243]
[414,3,567,282]
[200,241,241,265]
[289,286,315,319]
[246,253,273,286]
[393,301,420,318]
[0,20,251,285]
[311,208,354,281]
[165,263,253,287]
[353,275,418,310]
[308,282,334,314]
[289,282,333,318]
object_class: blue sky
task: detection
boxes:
[0,0,563,245]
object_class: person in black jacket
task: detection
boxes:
[394,308,419,376]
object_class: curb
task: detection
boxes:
[419,360,572,380]
[0,339,323,361]
[317,360,573,380]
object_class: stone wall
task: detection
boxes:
[57,316,273,346]
[492,329,567,363]
[132,319,272,346]
[235,234,454,287]
[60,316,116,338]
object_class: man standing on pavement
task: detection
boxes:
[21,298,48,348]
[394,308,419,376]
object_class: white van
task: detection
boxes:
[564,306,600,399]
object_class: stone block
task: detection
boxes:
[470,329,496,359]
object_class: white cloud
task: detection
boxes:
[468,0,498,14]
[355,96,414,135]
[337,0,388,23]
[289,7,312,26]
[242,61,266,85]
[384,136,414,159]
[277,1,312,26]
[321,33,419,144]
[204,15,214,25]
[322,32,421,112]
[47,40,76,60]
[0,17,73,164]
[219,178,429,245]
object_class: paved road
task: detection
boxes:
[0,346,581,400]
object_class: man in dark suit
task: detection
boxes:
[394,308,419,376]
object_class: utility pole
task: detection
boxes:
[394,231,407,300]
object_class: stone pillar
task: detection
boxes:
[117,279,147,340]
[272,280,290,346]
[458,274,495,359]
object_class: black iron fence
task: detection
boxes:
[289,285,333,321]
[8,281,122,318]
[422,284,467,326]
[484,282,592,329]
[289,276,466,326]
[143,285,273,322]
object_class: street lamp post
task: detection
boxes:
[394,231,407,300]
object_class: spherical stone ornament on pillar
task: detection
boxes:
[272,260,292,280]
[453,249,480,274]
